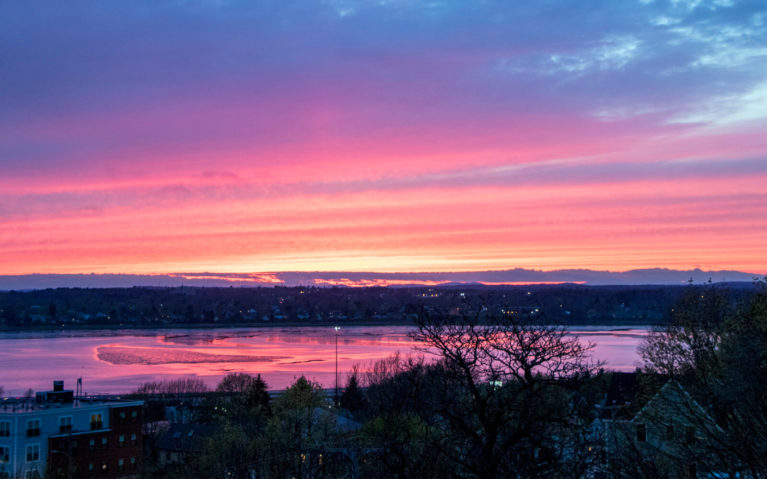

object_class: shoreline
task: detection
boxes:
[0,320,657,335]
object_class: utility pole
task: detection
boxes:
[334,325,341,405]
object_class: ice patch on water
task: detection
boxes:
[97,345,287,365]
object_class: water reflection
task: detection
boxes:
[0,326,648,395]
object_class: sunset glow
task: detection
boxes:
[2,1,766,276]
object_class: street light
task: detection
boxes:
[334,326,341,405]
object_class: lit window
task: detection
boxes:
[90,413,103,430]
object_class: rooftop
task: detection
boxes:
[0,380,142,414]
[0,397,143,414]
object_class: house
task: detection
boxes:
[590,374,723,478]
[0,381,143,479]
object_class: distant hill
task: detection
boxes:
[0,268,762,290]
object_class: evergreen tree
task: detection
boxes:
[340,372,366,412]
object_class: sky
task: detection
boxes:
[1,0,766,276]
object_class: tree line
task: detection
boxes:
[3,283,755,328]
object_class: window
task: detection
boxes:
[88,463,94,472]
[26,419,41,437]
[118,458,125,471]
[0,421,10,437]
[59,415,73,433]
[0,446,9,463]
[665,424,675,441]
[685,426,696,444]
[89,438,95,450]
[90,413,102,430]
[101,462,108,474]
[101,437,107,447]
[636,423,647,442]
[24,470,41,479]
[130,457,137,469]
[130,432,137,445]
[26,444,40,462]
[119,434,125,447]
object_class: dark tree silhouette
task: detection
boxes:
[638,280,767,478]
[340,368,366,412]
[403,309,599,478]
[215,372,256,393]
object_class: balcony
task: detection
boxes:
[90,421,103,430]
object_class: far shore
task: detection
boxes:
[0,319,657,334]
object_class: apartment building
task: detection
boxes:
[0,381,142,479]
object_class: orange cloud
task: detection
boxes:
[313,278,452,287]
[167,273,284,284]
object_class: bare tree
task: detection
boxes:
[640,282,728,385]
[637,281,767,478]
[134,376,208,397]
[409,309,599,479]
[215,372,256,393]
